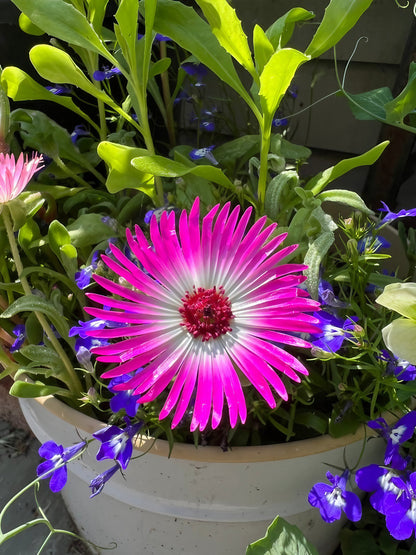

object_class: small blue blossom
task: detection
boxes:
[89,463,121,498]
[74,251,99,290]
[70,124,90,144]
[181,62,208,86]
[308,470,362,523]
[385,473,416,540]
[93,417,143,470]
[311,311,358,353]
[189,145,218,165]
[380,350,416,381]
[69,317,109,354]
[10,324,26,352]
[46,84,71,95]
[356,464,403,515]
[318,280,348,308]
[357,234,390,253]
[93,66,122,81]
[378,202,416,227]
[109,372,142,417]
[368,411,416,470]
[37,440,86,492]
[287,84,298,98]
[272,117,288,128]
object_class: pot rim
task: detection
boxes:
[23,393,385,463]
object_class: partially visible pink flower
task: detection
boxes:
[0,152,44,203]
[85,198,320,432]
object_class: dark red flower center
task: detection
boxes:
[179,286,234,341]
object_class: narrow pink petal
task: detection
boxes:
[190,349,213,432]
[212,350,246,427]
[211,366,224,430]
[159,362,192,420]
[244,334,309,377]
[252,329,312,349]
[171,352,199,428]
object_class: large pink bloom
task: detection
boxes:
[86,198,320,431]
[0,152,44,203]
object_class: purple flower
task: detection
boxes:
[368,412,416,470]
[46,84,71,95]
[75,251,99,290]
[93,66,122,81]
[93,417,142,470]
[308,470,362,523]
[109,373,142,417]
[10,324,26,352]
[311,311,358,353]
[272,117,288,128]
[318,280,348,308]
[71,124,90,144]
[181,62,207,87]
[380,350,416,381]
[89,463,121,498]
[378,202,416,227]
[356,464,403,515]
[384,473,416,540]
[37,440,86,492]
[287,84,298,99]
[189,145,218,165]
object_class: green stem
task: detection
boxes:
[2,206,82,395]
[53,157,93,189]
[159,41,176,149]
[257,121,271,212]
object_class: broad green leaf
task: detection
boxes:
[213,135,261,168]
[148,0,252,107]
[347,87,393,121]
[97,141,156,197]
[59,244,79,277]
[305,0,373,58]
[10,380,70,398]
[266,8,315,50]
[385,62,416,124]
[0,295,70,341]
[48,220,72,258]
[259,49,309,121]
[246,515,319,555]
[131,155,234,190]
[304,230,335,299]
[317,189,372,214]
[88,0,110,34]
[19,344,66,371]
[18,13,44,35]
[149,58,171,80]
[1,67,99,131]
[195,0,256,77]
[11,0,111,58]
[29,45,119,110]
[306,141,389,195]
[67,213,116,247]
[253,25,274,74]
[18,219,41,251]
[115,0,139,69]
[265,171,299,221]
[376,282,416,320]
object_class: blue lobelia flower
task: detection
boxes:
[310,311,358,353]
[46,84,71,95]
[189,145,218,165]
[70,124,90,144]
[10,324,26,352]
[357,234,390,254]
[75,250,100,290]
[93,417,143,470]
[318,280,348,308]
[181,62,208,87]
[355,464,403,515]
[384,472,416,540]
[380,349,416,381]
[89,463,121,498]
[109,373,142,417]
[272,117,288,128]
[93,66,122,81]
[378,201,416,227]
[308,469,362,523]
[368,411,416,470]
[37,440,86,492]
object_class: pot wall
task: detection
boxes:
[20,396,386,555]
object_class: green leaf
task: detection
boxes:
[97,141,156,197]
[259,49,309,121]
[18,13,45,36]
[0,295,70,341]
[265,171,299,221]
[19,344,66,372]
[306,141,390,196]
[115,0,139,69]
[148,0,252,107]
[317,189,372,214]
[195,0,256,77]
[339,529,380,555]
[266,8,315,50]
[10,380,70,398]
[384,62,416,124]
[347,87,393,121]
[1,66,99,131]
[18,218,41,251]
[253,25,274,74]
[149,57,171,79]
[304,230,335,299]
[131,155,234,190]
[246,515,319,555]
[67,213,116,248]
[48,220,71,258]
[12,0,110,58]
[305,0,373,58]
[88,0,110,34]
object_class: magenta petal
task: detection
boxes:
[190,350,213,432]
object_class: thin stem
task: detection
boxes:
[53,157,94,189]
[2,206,82,394]
[159,41,176,148]
[257,121,271,212]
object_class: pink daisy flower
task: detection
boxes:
[85,198,320,432]
[0,152,44,203]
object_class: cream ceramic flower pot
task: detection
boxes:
[19,395,387,555]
